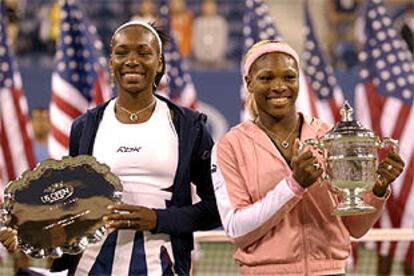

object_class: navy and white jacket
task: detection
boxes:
[51,95,221,275]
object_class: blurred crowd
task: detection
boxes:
[3,0,233,68]
[2,0,413,71]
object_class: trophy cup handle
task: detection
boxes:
[377,137,399,152]
[374,137,399,190]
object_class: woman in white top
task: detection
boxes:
[0,21,221,276]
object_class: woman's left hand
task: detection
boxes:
[373,149,405,197]
[103,204,157,231]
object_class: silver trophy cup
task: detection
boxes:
[303,102,398,216]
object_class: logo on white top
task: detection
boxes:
[117,146,143,153]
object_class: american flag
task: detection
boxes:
[301,0,343,123]
[241,0,280,121]
[158,1,197,109]
[241,0,342,123]
[355,0,414,263]
[49,0,111,159]
[0,2,35,195]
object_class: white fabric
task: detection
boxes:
[76,98,178,275]
[75,236,105,275]
[113,21,163,52]
[93,99,178,208]
[211,144,297,238]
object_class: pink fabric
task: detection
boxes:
[286,175,305,195]
[243,42,300,76]
[214,115,388,275]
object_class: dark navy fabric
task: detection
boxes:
[128,231,147,276]
[51,95,221,275]
[160,245,174,276]
[89,231,118,275]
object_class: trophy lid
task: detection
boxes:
[323,101,376,141]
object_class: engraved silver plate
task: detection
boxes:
[0,155,122,258]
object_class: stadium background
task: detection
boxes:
[0,0,413,275]
[13,0,370,134]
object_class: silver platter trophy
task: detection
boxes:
[302,102,398,216]
[0,155,122,258]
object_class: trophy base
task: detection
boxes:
[332,202,376,216]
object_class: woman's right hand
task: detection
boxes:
[0,227,18,252]
[291,139,323,189]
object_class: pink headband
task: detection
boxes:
[243,42,300,77]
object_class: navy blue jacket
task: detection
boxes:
[52,95,221,275]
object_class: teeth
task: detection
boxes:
[123,73,144,80]
[269,97,288,104]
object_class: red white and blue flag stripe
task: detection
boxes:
[301,0,343,123]
[49,0,111,160]
[241,0,343,123]
[355,0,414,263]
[0,2,35,196]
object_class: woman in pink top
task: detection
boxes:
[211,40,405,275]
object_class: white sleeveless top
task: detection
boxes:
[75,98,179,276]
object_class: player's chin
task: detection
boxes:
[267,106,292,118]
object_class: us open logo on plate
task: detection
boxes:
[40,182,74,204]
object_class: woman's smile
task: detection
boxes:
[111,25,163,95]
[267,95,291,106]
[122,72,145,82]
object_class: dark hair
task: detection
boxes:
[110,21,168,90]
[150,22,168,89]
